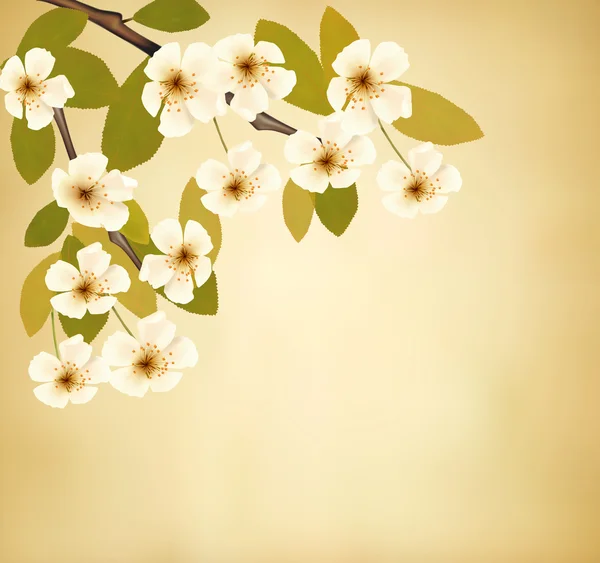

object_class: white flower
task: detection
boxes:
[377,142,462,218]
[0,48,74,130]
[52,153,137,230]
[46,242,131,319]
[139,219,212,305]
[29,335,111,408]
[141,42,227,138]
[284,113,376,193]
[196,141,281,217]
[326,39,412,135]
[211,33,297,121]
[102,311,198,397]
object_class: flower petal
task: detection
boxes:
[24,100,54,130]
[326,77,348,111]
[259,68,296,100]
[0,55,25,91]
[419,194,449,215]
[98,200,129,231]
[5,91,23,119]
[24,48,55,80]
[34,382,69,408]
[332,39,371,78]
[434,164,462,194]
[196,159,230,192]
[194,255,212,288]
[100,264,131,294]
[213,34,254,63]
[230,84,269,121]
[284,131,321,164]
[184,86,225,123]
[376,160,411,192]
[407,142,442,176]
[184,220,213,256]
[151,218,183,254]
[52,167,69,191]
[340,101,378,135]
[100,170,136,202]
[144,42,181,82]
[76,242,110,277]
[60,334,92,367]
[329,168,361,189]
[181,42,216,77]
[84,356,111,384]
[382,192,419,218]
[141,81,162,117]
[110,367,151,397]
[371,84,412,123]
[45,260,79,292]
[29,352,61,382]
[40,75,74,108]
[69,386,98,405]
[290,164,330,193]
[164,274,195,304]
[201,190,239,217]
[139,255,175,289]
[150,371,183,393]
[51,292,86,319]
[318,114,352,147]
[102,331,138,367]
[238,194,268,213]
[254,41,285,63]
[343,134,376,166]
[68,153,108,183]
[252,163,281,192]
[158,101,194,138]
[87,295,117,315]
[227,141,262,175]
[137,311,176,350]
[162,336,198,368]
[369,42,410,82]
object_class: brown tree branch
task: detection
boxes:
[39,0,298,136]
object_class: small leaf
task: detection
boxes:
[17,8,88,57]
[72,224,157,318]
[315,185,358,236]
[20,253,60,336]
[282,179,315,242]
[59,312,109,343]
[158,273,218,316]
[179,178,221,262]
[392,82,483,145]
[11,117,56,184]
[24,201,69,247]
[60,235,84,267]
[120,200,150,244]
[320,7,359,85]
[52,47,118,109]
[133,0,209,32]
[102,59,163,172]
[254,20,330,115]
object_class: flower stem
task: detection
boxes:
[112,306,134,338]
[378,120,411,171]
[122,17,133,23]
[213,118,229,153]
[51,310,60,360]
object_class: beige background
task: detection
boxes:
[1,0,599,561]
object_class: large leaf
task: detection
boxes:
[133,0,209,32]
[60,234,84,266]
[24,201,69,247]
[20,253,60,336]
[255,20,330,115]
[315,185,358,236]
[392,83,483,145]
[17,8,87,57]
[282,179,315,242]
[319,7,359,85]
[52,47,118,109]
[102,59,163,172]
[72,224,157,318]
[179,178,221,263]
[11,117,55,184]
[120,200,150,244]
[158,273,218,316]
[58,312,109,343]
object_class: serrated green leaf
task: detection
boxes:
[20,253,60,336]
[133,0,209,32]
[24,201,69,248]
[58,311,109,343]
[315,184,358,236]
[158,273,218,316]
[11,117,56,184]
[120,200,150,244]
[72,224,157,318]
[255,20,330,115]
[179,178,221,262]
[52,47,118,109]
[392,82,483,145]
[17,8,87,57]
[320,7,359,85]
[60,235,84,267]
[102,59,163,172]
[282,179,314,242]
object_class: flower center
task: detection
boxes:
[165,244,199,282]
[159,68,200,112]
[72,177,111,212]
[54,361,88,393]
[314,142,349,176]
[402,170,442,203]
[232,53,271,87]
[72,271,111,302]
[222,170,256,201]
[132,344,171,379]
[344,66,387,111]
[16,74,46,110]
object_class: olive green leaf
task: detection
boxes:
[315,185,358,236]
[282,179,315,242]
[52,47,118,109]
[120,200,150,244]
[133,0,209,32]
[179,178,221,263]
[72,224,157,318]
[392,82,483,145]
[24,201,69,248]
[254,20,330,115]
[20,252,60,336]
[320,7,359,85]
[11,117,56,185]
[17,8,88,57]
[59,312,109,343]
[60,235,84,267]
[102,59,163,172]
[158,273,219,316]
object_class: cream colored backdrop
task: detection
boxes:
[1,1,599,562]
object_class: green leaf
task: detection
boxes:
[11,117,55,184]
[392,82,483,145]
[255,20,330,115]
[102,59,163,172]
[52,47,118,109]
[60,235,84,267]
[320,7,359,85]
[120,200,150,244]
[179,178,222,262]
[282,179,315,242]
[72,224,157,318]
[158,273,218,316]
[24,201,69,248]
[17,8,88,57]
[133,0,209,32]
[315,185,358,236]
[20,253,60,336]
[58,311,109,343]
